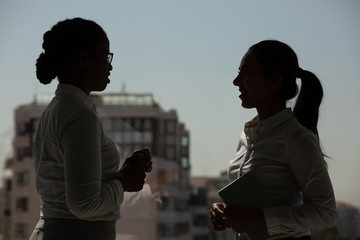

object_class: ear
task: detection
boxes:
[268,71,282,90]
[76,49,90,68]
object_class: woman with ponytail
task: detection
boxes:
[210,40,336,239]
[31,18,151,240]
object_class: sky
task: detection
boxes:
[0,0,359,207]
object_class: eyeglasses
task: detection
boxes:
[106,52,114,64]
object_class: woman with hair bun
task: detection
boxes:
[30,18,152,240]
[209,40,337,239]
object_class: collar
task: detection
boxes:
[55,84,97,112]
[245,108,294,141]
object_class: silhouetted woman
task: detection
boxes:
[30,18,151,240]
[209,40,336,240]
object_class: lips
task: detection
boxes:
[240,91,250,102]
[239,87,247,97]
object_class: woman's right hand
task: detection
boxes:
[209,202,230,231]
[116,162,146,192]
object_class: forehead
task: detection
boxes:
[94,37,110,51]
[239,50,258,68]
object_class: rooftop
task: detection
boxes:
[33,92,159,107]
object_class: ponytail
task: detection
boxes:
[293,68,323,136]
[249,40,324,136]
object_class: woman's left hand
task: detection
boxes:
[223,205,266,233]
[209,203,231,231]
[124,149,152,172]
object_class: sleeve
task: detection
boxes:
[264,128,337,235]
[60,108,124,219]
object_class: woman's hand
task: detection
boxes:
[116,149,152,192]
[124,149,152,172]
[209,203,231,231]
[116,163,146,192]
[223,205,266,233]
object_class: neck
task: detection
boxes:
[256,101,286,121]
[60,76,90,96]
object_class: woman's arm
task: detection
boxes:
[264,129,337,235]
[61,108,123,219]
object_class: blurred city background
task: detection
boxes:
[0,1,359,239]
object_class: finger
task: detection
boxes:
[142,148,150,158]
[145,161,152,172]
[214,206,225,217]
[139,149,151,161]
[209,209,216,219]
[134,149,149,158]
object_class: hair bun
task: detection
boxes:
[297,67,305,78]
[35,53,57,84]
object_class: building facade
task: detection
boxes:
[189,172,235,240]
[3,92,192,240]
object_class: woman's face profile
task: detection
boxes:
[85,37,113,93]
[233,50,273,109]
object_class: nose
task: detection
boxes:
[233,74,241,86]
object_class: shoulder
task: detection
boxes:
[50,95,97,118]
[285,119,324,166]
[286,119,319,146]
[47,96,100,133]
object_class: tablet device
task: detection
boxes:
[218,171,274,240]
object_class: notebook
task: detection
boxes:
[218,171,274,240]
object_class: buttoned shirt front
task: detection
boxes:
[228,109,336,239]
[33,84,124,221]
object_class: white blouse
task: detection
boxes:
[228,108,336,239]
[33,84,124,221]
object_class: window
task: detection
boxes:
[182,146,189,156]
[181,157,189,169]
[133,118,141,130]
[143,131,152,143]
[123,132,133,143]
[166,146,176,159]
[133,132,142,143]
[181,136,189,147]
[113,118,126,131]
[143,118,152,130]
[16,197,28,212]
[166,121,176,133]
[176,222,189,234]
[112,132,122,143]
[5,179,12,191]
[17,147,32,161]
[175,198,188,211]
[193,214,209,226]
[17,122,28,136]
[158,223,175,237]
[165,134,176,144]
[17,171,30,185]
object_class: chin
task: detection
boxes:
[93,85,107,92]
[241,102,254,109]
